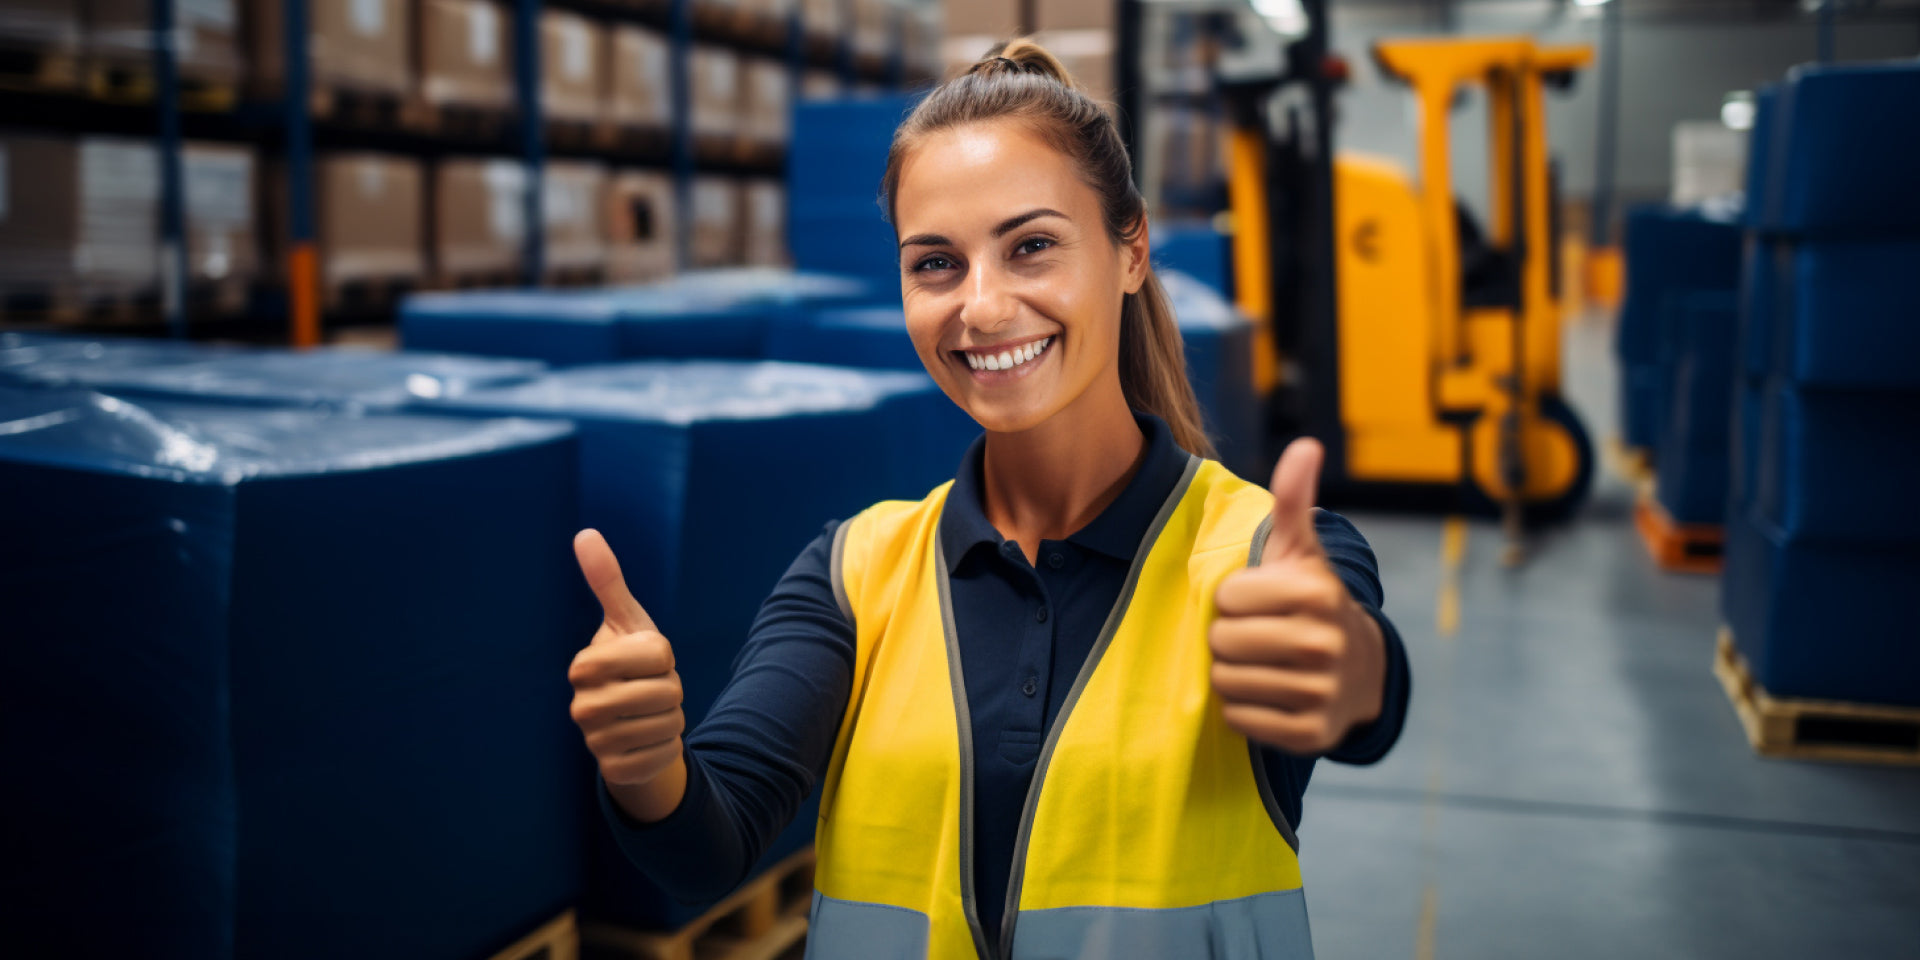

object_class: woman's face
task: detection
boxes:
[892,119,1148,435]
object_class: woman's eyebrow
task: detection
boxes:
[897,208,1071,250]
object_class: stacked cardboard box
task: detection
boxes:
[741,56,790,148]
[420,0,510,110]
[1033,0,1115,104]
[433,158,524,280]
[0,135,159,301]
[0,1,82,86]
[942,0,1018,78]
[541,10,605,124]
[606,171,677,283]
[850,0,895,61]
[608,25,670,129]
[801,70,839,100]
[800,0,840,41]
[544,161,608,274]
[86,0,244,86]
[246,0,410,98]
[183,142,259,296]
[689,46,740,142]
[311,153,426,293]
[742,180,786,267]
[690,176,739,267]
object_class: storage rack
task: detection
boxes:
[0,0,928,345]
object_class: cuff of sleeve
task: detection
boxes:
[597,755,730,901]
[1327,602,1410,765]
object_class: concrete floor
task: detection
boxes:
[1299,316,1920,958]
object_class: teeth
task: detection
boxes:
[965,337,1052,372]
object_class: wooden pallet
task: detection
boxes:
[1634,483,1723,574]
[414,100,512,141]
[83,59,237,111]
[1714,629,1920,766]
[1605,435,1653,483]
[326,274,421,314]
[583,847,814,960]
[1,284,159,325]
[431,269,523,292]
[0,44,81,92]
[311,85,426,130]
[489,910,580,960]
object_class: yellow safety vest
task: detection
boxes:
[809,456,1312,960]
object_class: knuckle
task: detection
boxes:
[569,698,596,729]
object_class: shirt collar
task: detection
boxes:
[940,412,1193,572]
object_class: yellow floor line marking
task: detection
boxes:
[1415,883,1439,960]
[1436,516,1466,638]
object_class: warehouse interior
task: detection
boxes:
[2,0,1918,958]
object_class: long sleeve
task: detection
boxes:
[599,521,855,905]
[1258,509,1413,835]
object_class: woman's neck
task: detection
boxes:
[980,375,1145,564]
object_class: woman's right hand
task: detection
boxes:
[569,529,688,816]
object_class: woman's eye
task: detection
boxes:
[1016,237,1055,256]
[913,256,956,273]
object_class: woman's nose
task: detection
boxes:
[958,261,1017,332]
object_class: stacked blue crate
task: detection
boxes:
[1153,221,1234,301]
[1614,206,1744,456]
[416,360,971,929]
[8,343,546,409]
[400,270,884,366]
[1721,60,1920,707]
[1652,290,1740,524]
[788,95,922,291]
[0,385,583,959]
[0,330,228,385]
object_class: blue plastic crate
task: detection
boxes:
[788,96,921,287]
[1720,507,1920,707]
[1764,240,1920,390]
[6,344,546,410]
[1616,206,1744,367]
[1752,60,1920,238]
[1153,222,1233,301]
[1753,380,1920,544]
[401,290,631,365]
[0,387,584,959]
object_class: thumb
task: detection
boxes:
[1261,438,1326,565]
[574,528,656,637]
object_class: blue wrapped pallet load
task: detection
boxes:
[0,386,584,959]
[417,360,978,929]
[1615,206,1744,454]
[1720,58,1920,709]
[7,342,545,410]
[1652,291,1739,526]
[788,95,921,289]
[1,330,226,385]
[400,269,882,366]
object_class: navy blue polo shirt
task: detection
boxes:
[602,414,1411,943]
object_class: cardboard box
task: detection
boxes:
[317,152,425,285]
[541,10,604,123]
[742,180,786,267]
[86,0,243,83]
[1032,28,1113,104]
[184,142,258,285]
[902,2,940,75]
[851,0,894,59]
[420,0,510,109]
[801,70,838,100]
[1034,0,1113,32]
[741,56,790,147]
[689,45,739,140]
[800,0,840,38]
[690,176,739,267]
[247,0,410,97]
[0,134,158,297]
[0,1,82,56]
[945,0,1019,39]
[544,161,607,273]
[943,34,1002,79]
[432,157,522,279]
[608,25,670,128]
[606,170,677,283]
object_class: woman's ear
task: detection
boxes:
[1121,217,1151,296]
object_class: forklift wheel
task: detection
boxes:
[1461,396,1596,525]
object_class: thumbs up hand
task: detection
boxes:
[1209,439,1387,755]
[568,529,687,794]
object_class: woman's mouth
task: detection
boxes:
[958,336,1054,381]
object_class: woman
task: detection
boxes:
[567,40,1410,960]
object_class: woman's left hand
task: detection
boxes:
[1209,439,1388,755]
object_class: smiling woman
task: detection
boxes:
[574,36,1409,960]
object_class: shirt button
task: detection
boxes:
[1035,605,1049,624]
[1022,677,1038,697]
[1046,552,1064,569]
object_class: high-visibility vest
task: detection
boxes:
[809,456,1312,960]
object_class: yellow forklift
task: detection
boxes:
[1156,2,1597,529]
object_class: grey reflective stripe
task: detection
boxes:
[1009,889,1314,960]
[996,455,1206,960]
[806,891,933,959]
[1243,512,1300,853]
[829,519,854,626]
[933,530,995,960]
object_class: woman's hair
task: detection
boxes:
[879,38,1217,459]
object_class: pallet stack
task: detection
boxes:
[1717,60,1920,763]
